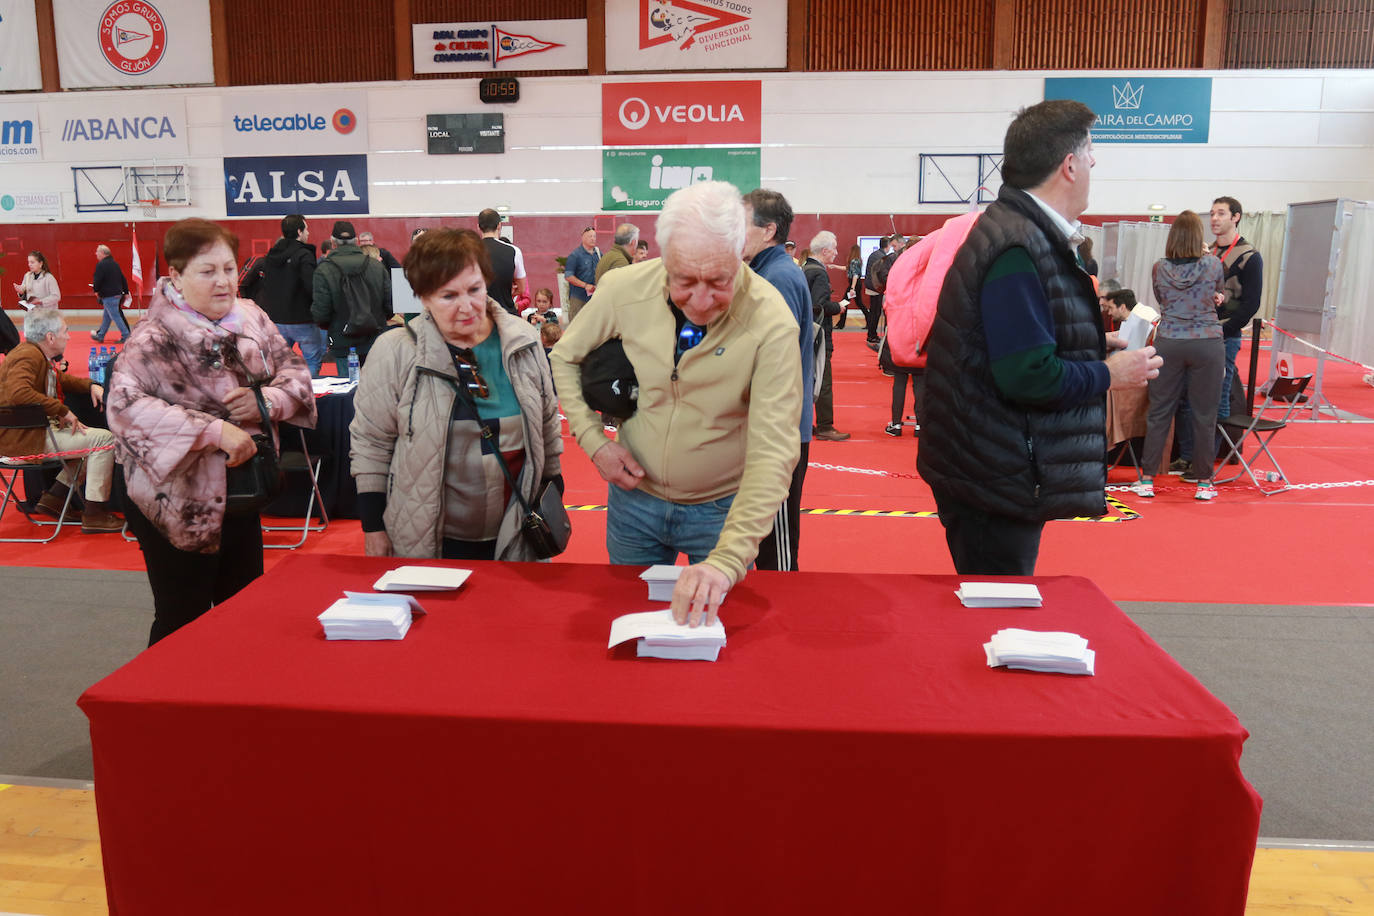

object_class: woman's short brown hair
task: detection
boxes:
[1165,210,1205,260]
[403,228,493,299]
[164,218,239,272]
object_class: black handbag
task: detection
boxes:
[223,384,283,517]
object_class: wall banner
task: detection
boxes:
[1044,77,1212,144]
[605,0,786,72]
[413,19,587,73]
[222,92,368,157]
[602,80,760,146]
[603,147,760,211]
[0,190,62,222]
[45,96,187,160]
[54,0,214,89]
[0,103,42,162]
[224,154,369,217]
[0,1,43,91]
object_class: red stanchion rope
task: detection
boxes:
[1265,319,1374,374]
[2,444,115,463]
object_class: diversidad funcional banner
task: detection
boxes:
[53,0,214,89]
[413,19,587,73]
[604,0,785,72]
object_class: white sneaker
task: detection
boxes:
[1132,481,1155,498]
[1195,484,1218,501]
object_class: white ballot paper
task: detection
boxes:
[983,628,1094,675]
[956,582,1043,608]
[639,564,684,602]
[1118,304,1160,351]
[373,566,472,592]
[608,609,726,662]
[311,376,358,396]
[319,591,427,641]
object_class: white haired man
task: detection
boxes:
[551,182,801,626]
[0,308,121,532]
[594,222,640,284]
[803,231,850,440]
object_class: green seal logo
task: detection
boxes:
[0,195,15,211]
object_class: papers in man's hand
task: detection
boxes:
[373,566,472,592]
[608,609,726,661]
[639,564,684,601]
[956,582,1043,608]
[1119,304,1160,351]
[311,376,358,396]
[984,628,1095,675]
[318,591,426,641]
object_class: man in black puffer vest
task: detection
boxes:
[918,100,1162,574]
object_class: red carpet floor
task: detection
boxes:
[4,328,1371,607]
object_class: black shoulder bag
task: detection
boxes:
[440,367,570,559]
[220,336,284,516]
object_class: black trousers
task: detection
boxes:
[864,292,883,340]
[891,368,926,425]
[125,499,264,646]
[756,441,808,571]
[932,489,1044,576]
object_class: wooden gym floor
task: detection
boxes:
[1,782,1371,914]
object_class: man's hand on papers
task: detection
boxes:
[364,530,394,557]
[1104,331,1127,350]
[1106,345,1162,389]
[671,563,730,628]
[592,440,646,490]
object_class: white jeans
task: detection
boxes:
[49,424,115,502]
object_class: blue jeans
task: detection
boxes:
[96,295,130,340]
[1218,336,1242,421]
[606,484,734,567]
[276,322,327,377]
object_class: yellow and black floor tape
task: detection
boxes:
[566,495,1140,524]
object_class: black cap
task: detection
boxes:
[331,221,356,240]
[580,338,638,421]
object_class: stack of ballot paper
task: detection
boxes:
[373,566,471,592]
[311,376,358,396]
[956,582,1043,607]
[318,592,426,641]
[984,628,1095,675]
[608,609,726,662]
[639,565,684,601]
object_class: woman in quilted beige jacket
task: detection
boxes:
[350,229,562,561]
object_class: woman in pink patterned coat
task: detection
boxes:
[108,219,316,645]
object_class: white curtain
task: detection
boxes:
[1109,222,1172,311]
[1327,201,1374,369]
[1239,211,1287,322]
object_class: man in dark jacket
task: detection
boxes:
[311,220,391,372]
[253,214,323,375]
[91,244,130,343]
[917,99,1161,575]
[477,208,527,314]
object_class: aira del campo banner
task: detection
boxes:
[54,0,214,88]
[1044,77,1212,144]
[605,0,786,72]
[0,1,43,91]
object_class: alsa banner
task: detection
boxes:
[605,0,786,72]
[46,97,188,159]
[603,81,760,147]
[53,0,214,89]
[222,92,368,156]
[413,19,587,73]
[224,154,368,217]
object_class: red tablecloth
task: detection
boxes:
[80,555,1261,915]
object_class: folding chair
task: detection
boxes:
[262,426,329,549]
[1215,374,1311,495]
[0,404,88,543]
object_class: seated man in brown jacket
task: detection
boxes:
[0,308,120,532]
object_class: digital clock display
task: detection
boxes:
[479,77,520,104]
